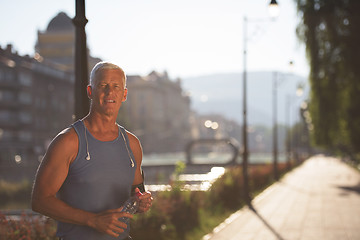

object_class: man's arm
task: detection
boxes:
[127,131,153,213]
[32,128,132,237]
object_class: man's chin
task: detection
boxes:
[98,108,116,117]
[93,105,120,117]
[104,110,116,117]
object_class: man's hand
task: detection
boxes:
[134,188,153,213]
[87,208,133,237]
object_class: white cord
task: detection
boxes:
[120,129,135,167]
[85,126,91,160]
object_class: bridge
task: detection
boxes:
[143,138,240,186]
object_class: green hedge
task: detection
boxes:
[0,180,32,209]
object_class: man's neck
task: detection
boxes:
[83,112,117,133]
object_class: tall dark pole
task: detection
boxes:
[241,1,279,205]
[272,72,279,180]
[73,0,89,121]
[242,16,251,205]
[286,95,291,169]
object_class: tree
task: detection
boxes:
[295,0,360,160]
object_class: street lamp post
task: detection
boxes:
[286,95,292,168]
[242,0,279,205]
[272,72,279,180]
[285,84,304,167]
[242,16,250,205]
[274,61,302,178]
[294,84,304,163]
[73,0,89,121]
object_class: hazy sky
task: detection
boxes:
[0,0,308,79]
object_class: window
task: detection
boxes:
[0,69,4,80]
[19,111,32,124]
[5,69,15,80]
[0,110,11,121]
[19,72,32,86]
[0,90,16,101]
[0,69,14,82]
[18,91,32,104]
[18,131,32,142]
[0,129,15,140]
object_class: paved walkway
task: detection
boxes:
[203,155,360,240]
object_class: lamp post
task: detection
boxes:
[272,72,279,180]
[285,83,304,167]
[286,94,292,168]
[242,0,279,205]
[73,0,89,121]
[293,84,304,163]
[274,61,302,178]
[242,15,250,205]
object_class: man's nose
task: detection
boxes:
[105,86,113,94]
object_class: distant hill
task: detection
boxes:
[182,71,308,127]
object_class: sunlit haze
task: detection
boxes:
[0,0,309,79]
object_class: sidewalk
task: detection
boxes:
[203,155,360,240]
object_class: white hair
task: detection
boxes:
[89,61,126,87]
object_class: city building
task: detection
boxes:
[35,11,101,73]
[0,44,74,180]
[126,71,192,153]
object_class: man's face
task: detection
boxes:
[89,68,127,117]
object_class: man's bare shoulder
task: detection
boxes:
[125,129,139,141]
[124,129,141,147]
[40,126,79,167]
[124,129,142,153]
[55,127,78,143]
[47,126,79,155]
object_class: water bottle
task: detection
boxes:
[119,191,143,224]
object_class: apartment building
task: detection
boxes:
[126,71,192,153]
[0,45,73,180]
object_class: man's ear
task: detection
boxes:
[122,88,128,102]
[87,85,92,99]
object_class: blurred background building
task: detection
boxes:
[35,12,101,73]
[125,71,192,153]
[0,44,73,180]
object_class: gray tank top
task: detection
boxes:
[57,120,136,240]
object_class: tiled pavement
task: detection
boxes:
[203,155,360,240]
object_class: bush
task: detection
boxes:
[0,212,57,240]
[132,161,204,240]
[131,190,204,240]
[249,164,273,192]
[0,180,32,209]
[207,166,244,211]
